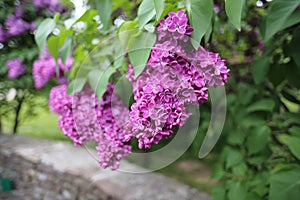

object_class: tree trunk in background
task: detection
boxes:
[13,97,24,134]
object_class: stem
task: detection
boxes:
[12,96,24,134]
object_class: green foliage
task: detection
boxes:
[128,31,157,78]
[186,0,213,48]
[35,18,56,53]
[225,0,245,31]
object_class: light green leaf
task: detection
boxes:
[153,0,165,20]
[225,0,245,31]
[263,0,299,41]
[269,167,300,200]
[47,36,59,60]
[76,9,98,23]
[247,99,275,113]
[138,0,156,28]
[118,21,138,49]
[128,31,157,78]
[88,68,116,101]
[95,0,112,30]
[247,126,271,155]
[59,37,73,64]
[186,0,213,49]
[278,135,300,160]
[67,78,87,95]
[252,57,270,85]
[35,18,56,52]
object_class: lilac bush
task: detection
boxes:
[48,10,230,170]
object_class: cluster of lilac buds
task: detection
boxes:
[5,58,27,79]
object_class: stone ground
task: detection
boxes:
[0,135,211,200]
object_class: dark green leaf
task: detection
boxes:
[227,181,247,200]
[278,135,300,160]
[226,148,243,169]
[67,78,87,95]
[186,0,213,48]
[252,57,270,85]
[225,0,245,31]
[289,27,300,67]
[138,0,156,28]
[247,126,271,155]
[247,99,275,113]
[269,167,300,200]
[212,185,226,200]
[35,18,56,52]
[263,0,299,41]
[128,31,157,78]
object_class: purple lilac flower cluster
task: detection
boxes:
[33,48,73,89]
[49,10,229,170]
[0,1,64,44]
[5,58,27,79]
[126,11,230,149]
[33,0,63,12]
[49,83,131,170]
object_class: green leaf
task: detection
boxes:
[269,167,300,200]
[263,0,300,41]
[247,99,275,113]
[88,68,116,101]
[138,0,156,28]
[118,21,138,49]
[226,148,243,169]
[128,31,157,78]
[232,162,248,176]
[95,0,112,30]
[282,10,300,30]
[35,18,56,52]
[289,27,300,67]
[67,78,87,95]
[153,0,164,20]
[75,9,98,23]
[47,36,59,60]
[252,57,270,85]
[247,126,271,155]
[59,37,73,64]
[225,0,245,31]
[212,185,226,200]
[278,135,300,160]
[186,0,213,48]
[227,181,247,200]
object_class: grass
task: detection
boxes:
[2,97,68,141]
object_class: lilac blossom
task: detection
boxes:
[49,83,131,170]
[6,58,27,79]
[4,15,29,37]
[33,47,73,89]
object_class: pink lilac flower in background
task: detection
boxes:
[6,58,27,79]
[33,47,73,89]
